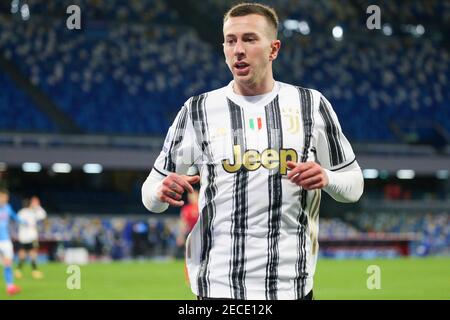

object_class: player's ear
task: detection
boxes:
[269,40,281,61]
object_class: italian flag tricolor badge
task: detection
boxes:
[249,117,263,131]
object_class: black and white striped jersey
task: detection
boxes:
[152,81,356,299]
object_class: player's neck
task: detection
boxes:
[233,77,275,97]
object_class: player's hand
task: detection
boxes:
[157,173,200,207]
[286,161,328,190]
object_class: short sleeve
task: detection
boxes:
[153,105,201,176]
[36,207,47,220]
[7,205,18,221]
[313,94,356,171]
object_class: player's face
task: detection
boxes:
[30,196,40,207]
[0,193,8,205]
[223,14,279,89]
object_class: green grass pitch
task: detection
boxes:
[1,257,448,300]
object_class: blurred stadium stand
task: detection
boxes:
[7,212,449,261]
[0,0,448,139]
[0,0,449,260]
[0,71,56,132]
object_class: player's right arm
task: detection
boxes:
[9,205,27,225]
[142,172,199,211]
[311,93,364,202]
[142,103,201,213]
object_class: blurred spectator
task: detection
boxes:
[384,183,403,200]
[175,190,199,258]
[131,221,149,258]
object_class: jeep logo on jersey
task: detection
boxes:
[222,145,298,174]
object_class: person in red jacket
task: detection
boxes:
[176,189,199,282]
[177,189,199,252]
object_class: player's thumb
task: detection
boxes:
[185,175,200,185]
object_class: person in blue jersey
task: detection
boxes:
[0,188,23,295]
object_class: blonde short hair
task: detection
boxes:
[224,3,279,38]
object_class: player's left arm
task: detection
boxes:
[35,206,47,221]
[286,160,363,203]
[287,93,363,203]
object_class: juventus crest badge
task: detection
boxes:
[282,107,300,134]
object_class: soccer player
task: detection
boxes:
[15,196,47,279]
[142,3,364,300]
[0,188,22,295]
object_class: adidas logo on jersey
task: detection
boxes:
[222,145,298,174]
